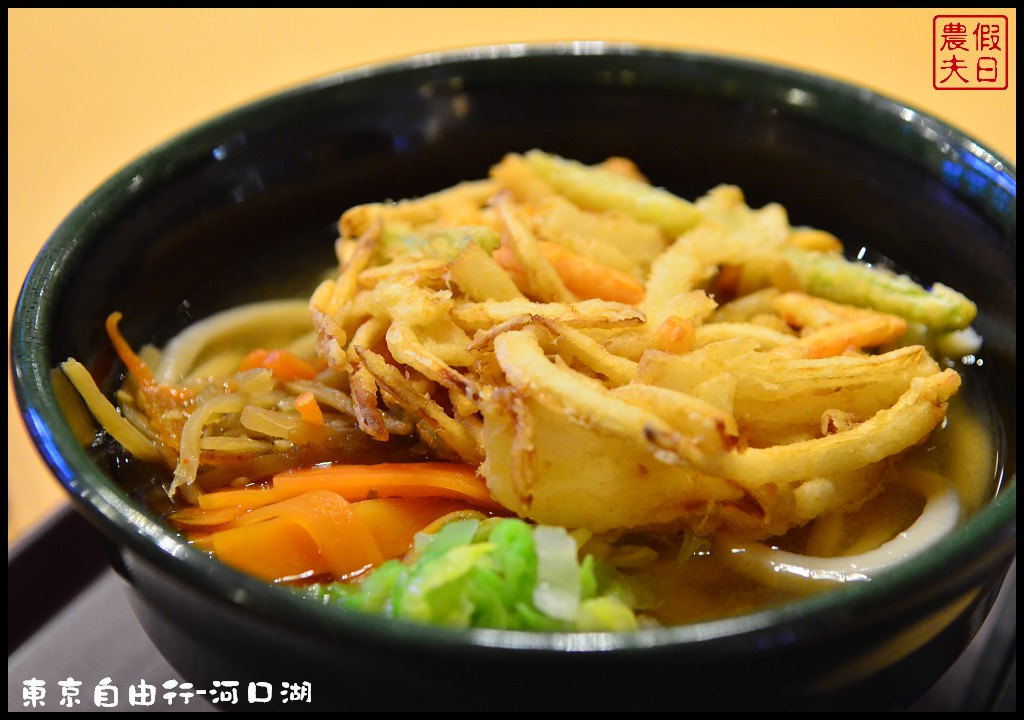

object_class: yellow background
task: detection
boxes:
[7,8,1016,542]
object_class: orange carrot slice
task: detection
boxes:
[190,534,217,552]
[197,462,502,512]
[494,241,645,304]
[239,348,320,380]
[194,484,493,581]
[273,462,503,510]
[197,496,471,577]
[105,312,193,448]
[655,315,696,354]
[210,517,328,582]
[198,485,292,511]
[105,312,157,388]
[234,490,384,579]
[353,497,468,558]
[536,241,646,304]
[294,391,324,425]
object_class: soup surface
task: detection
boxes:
[64,151,995,631]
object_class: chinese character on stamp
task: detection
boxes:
[933,15,1009,90]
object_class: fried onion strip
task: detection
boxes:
[717,370,960,487]
[355,346,482,464]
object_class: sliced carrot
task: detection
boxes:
[106,312,192,404]
[239,348,320,381]
[198,485,294,511]
[294,391,324,425]
[200,495,471,579]
[353,498,468,558]
[210,516,328,582]
[655,315,696,354]
[190,534,217,552]
[491,245,530,288]
[197,482,491,581]
[105,312,192,448]
[780,316,908,359]
[197,462,502,512]
[234,490,384,579]
[105,312,157,387]
[273,462,504,510]
[537,241,645,304]
[494,241,645,304]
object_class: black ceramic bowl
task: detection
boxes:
[11,44,1016,711]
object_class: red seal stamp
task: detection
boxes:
[933,15,1009,90]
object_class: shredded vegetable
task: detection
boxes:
[301,518,638,631]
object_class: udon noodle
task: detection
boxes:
[63,151,994,630]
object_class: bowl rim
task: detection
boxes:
[10,41,1017,655]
